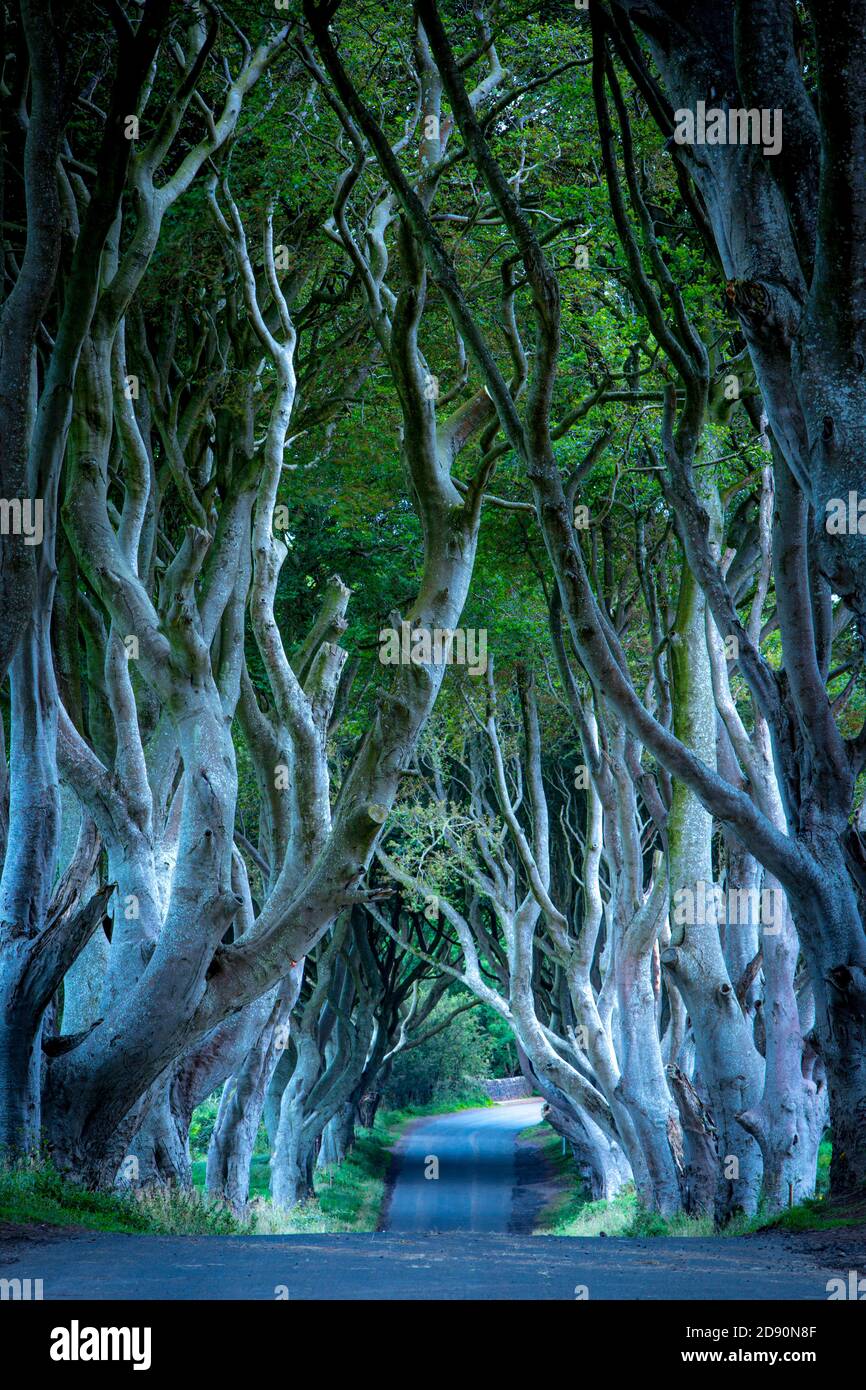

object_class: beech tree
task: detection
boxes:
[1,0,862,1222]
[1,0,512,1186]
[304,0,865,1205]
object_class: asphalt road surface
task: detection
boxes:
[0,1224,856,1300]
[384,1099,544,1233]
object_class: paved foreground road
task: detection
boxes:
[385,1099,543,1232]
[1,1223,860,1299]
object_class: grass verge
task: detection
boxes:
[0,1159,245,1235]
[522,1127,842,1238]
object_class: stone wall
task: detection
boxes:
[475,1076,534,1101]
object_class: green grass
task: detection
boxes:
[518,1124,605,1233]
[519,1125,651,1236]
[752,1199,863,1233]
[749,1192,866,1236]
[378,1088,493,1124]
[521,1126,848,1238]
[0,1159,247,1235]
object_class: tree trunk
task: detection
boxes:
[121,1073,192,1188]
[206,979,299,1211]
[0,618,61,1155]
[0,948,43,1157]
[615,861,685,1216]
[665,501,764,1221]
[517,1047,632,1200]
[667,1064,718,1215]
[319,1100,355,1169]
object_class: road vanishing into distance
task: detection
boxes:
[1,1101,862,1299]
[384,1099,544,1233]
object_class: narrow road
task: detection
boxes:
[1,1225,855,1300]
[384,1099,544,1233]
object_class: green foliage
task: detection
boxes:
[189,1091,269,1163]
[519,1126,715,1238]
[248,1118,397,1235]
[523,1125,717,1238]
[537,1177,723,1238]
[752,1200,864,1234]
[383,997,498,1108]
[482,1008,521,1077]
[817,1137,832,1197]
[306,1124,395,1229]
[188,1092,221,1162]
